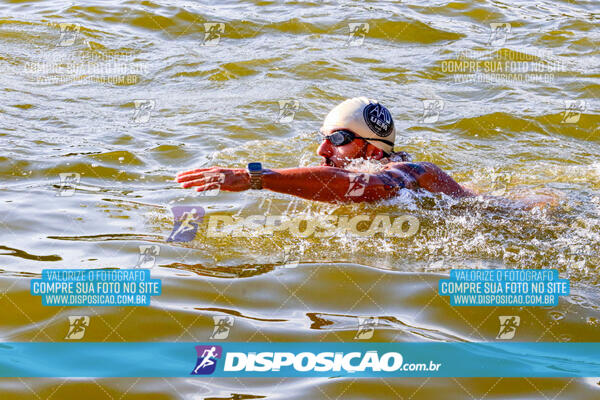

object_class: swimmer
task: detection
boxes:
[176,97,475,203]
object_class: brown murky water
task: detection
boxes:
[1,0,599,398]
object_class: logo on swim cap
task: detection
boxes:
[363,103,393,137]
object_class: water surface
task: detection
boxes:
[1,0,599,398]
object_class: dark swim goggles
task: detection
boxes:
[320,129,394,148]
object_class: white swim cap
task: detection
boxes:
[321,97,396,155]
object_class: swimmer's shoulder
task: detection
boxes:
[384,158,474,197]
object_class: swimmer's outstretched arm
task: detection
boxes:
[262,166,413,203]
[176,162,474,203]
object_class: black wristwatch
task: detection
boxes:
[247,162,263,190]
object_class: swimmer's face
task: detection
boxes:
[317,127,382,168]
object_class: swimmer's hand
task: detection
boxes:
[176,167,250,192]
